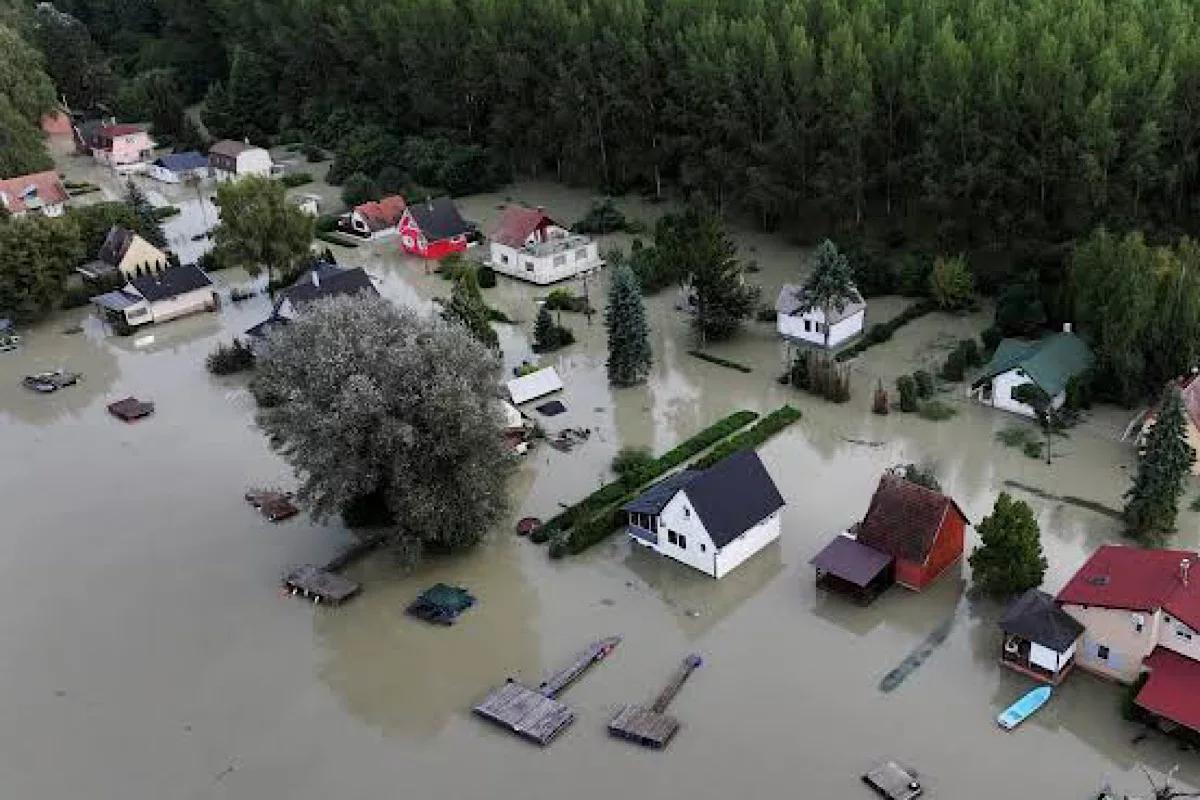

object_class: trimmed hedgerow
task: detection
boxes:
[688,350,753,373]
[836,299,937,361]
[691,406,801,470]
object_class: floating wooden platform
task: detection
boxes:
[608,654,701,749]
[107,397,154,421]
[282,564,360,606]
[473,636,620,746]
[245,488,298,521]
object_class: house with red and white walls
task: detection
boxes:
[91,124,154,171]
[343,195,406,240]
[487,205,601,285]
[0,171,69,218]
[1055,545,1200,737]
[399,197,471,259]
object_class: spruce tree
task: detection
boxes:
[605,263,652,385]
[442,268,498,350]
[688,211,759,342]
[969,493,1048,596]
[798,239,857,349]
[1125,388,1197,545]
[533,305,556,352]
[125,179,168,250]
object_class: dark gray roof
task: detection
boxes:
[245,316,290,340]
[622,471,700,515]
[155,151,208,172]
[683,450,785,548]
[809,535,894,586]
[278,265,377,308]
[209,139,258,158]
[407,197,469,241]
[129,263,213,302]
[999,589,1085,652]
[90,289,142,311]
[97,226,136,267]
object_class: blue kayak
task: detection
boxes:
[998,686,1051,730]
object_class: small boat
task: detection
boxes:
[862,761,923,799]
[998,685,1052,730]
[22,369,80,393]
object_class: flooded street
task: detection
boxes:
[3,160,1199,798]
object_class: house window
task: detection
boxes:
[524,261,534,271]
[1132,613,1145,633]
[576,248,588,261]
[1097,645,1110,661]
[814,322,823,333]
[667,530,678,546]
[501,254,509,265]
[683,507,690,518]
[554,255,567,268]
[677,534,687,549]
[700,543,706,552]
[1177,625,1194,641]
[803,320,811,332]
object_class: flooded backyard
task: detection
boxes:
[2,153,1199,799]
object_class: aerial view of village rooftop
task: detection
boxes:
[5,1,1200,798]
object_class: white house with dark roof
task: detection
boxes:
[208,139,274,182]
[90,263,216,329]
[775,283,866,348]
[245,262,378,342]
[622,450,785,578]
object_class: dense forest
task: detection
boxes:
[2,0,1199,247]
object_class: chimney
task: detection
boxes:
[311,269,320,289]
[1182,559,1191,587]
[1063,322,1073,334]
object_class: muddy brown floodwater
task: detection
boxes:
[2,154,1199,798]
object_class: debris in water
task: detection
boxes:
[62,324,83,335]
[842,437,887,447]
[685,609,701,618]
[600,598,615,606]
[548,427,590,452]
[536,400,568,417]
[1003,480,1122,519]
[879,605,960,693]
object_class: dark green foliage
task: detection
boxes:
[1125,388,1197,546]
[686,211,760,342]
[219,46,277,140]
[532,306,574,353]
[151,206,181,221]
[315,231,359,248]
[301,144,326,163]
[1121,673,1151,723]
[969,493,1048,597]
[898,465,941,492]
[755,306,777,323]
[213,176,314,280]
[959,338,982,368]
[897,375,918,412]
[125,180,168,250]
[280,172,313,188]
[0,95,52,178]
[574,198,634,234]
[612,446,653,477]
[1064,374,1092,411]
[0,215,84,322]
[994,276,1047,337]
[940,349,965,381]
[544,288,590,313]
[30,5,113,109]
[691,406,801,470]
[69,202,142,254]
[929,255,975,310]
[605,264,652,385]
[314,214,338,234]
[981,326,1004,354]
[917,399,957,421]
[341,173,381,208]
[837,301,936,361]
[791,351,850,402]
[477,266,496,288]
[799,239,858,349]
[442,268,498,350]
[913,370,934,399]
[689,351,752,373]
[115,68,186,138]
[206,338,256,375]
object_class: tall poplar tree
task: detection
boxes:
[1125,388,1197,546]
[605,263,652,386]
[442,268,498,350]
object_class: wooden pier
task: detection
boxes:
[282,564,360,606]
[608,654,702,749]
[473,636,620,746]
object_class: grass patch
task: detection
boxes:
[691,406,802,470]
[916,399,957,421]
[996,425,1038,448]
[316,231,361,248]
[837,299,936,362]
[689,350,752,373]
[151,205,181,220]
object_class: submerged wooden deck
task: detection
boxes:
[473,636,620,746]
[282,565,360,605]
[608,654,701,749]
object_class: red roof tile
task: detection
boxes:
[354,195,406,232]
[1137,647,1200,732]
[0,171,69,214]
[855,475,968,564]
[1056,545,1198,621]
[491,206,556,248]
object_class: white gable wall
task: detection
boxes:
[652,490,719,576]
[236,149,273,177]
[148,287,217,323]
[981,367,1066,418]
[490,240,601,285]
[778,307,864,348]
[713,509,782,578]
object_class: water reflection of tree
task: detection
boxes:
[312,526,541,740]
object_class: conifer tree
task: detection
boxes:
[125,179,167,250]
[797,239,857,349]
[442,268,498,350]
[969,493,1048,596]
[605,263,652,385]
[1125,388,1197,546]
[688,211,759,342]
[533,305,556,352]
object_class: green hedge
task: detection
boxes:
[837,300,936,361]
[151,205,181,220]
[692,406,801,469]
[536,410,760,541]
[281,172,314,188]
[566,406,800,555]
[688,350,752,373]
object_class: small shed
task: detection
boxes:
[506,366,563,405]
[999,589,1084,685]
[809,534,895,604]
[406,583,476,625]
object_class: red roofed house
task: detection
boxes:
[488,205,601,285]
[1057,545,1200,735]
[853,474,969,591]
[399,196,471,259]
[92,124,153,170]
[345,195,406,240]
[1141,374,1200,475]
[0,171,69,218]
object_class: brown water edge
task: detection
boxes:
[1,177,1198,798]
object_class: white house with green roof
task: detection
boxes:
[969,328,1093,418]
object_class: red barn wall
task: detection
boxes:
[896,510,966,590]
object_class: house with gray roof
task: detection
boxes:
[90,263,216,331]
[244,262,377,342]
[775,283,866,348]
[621,450,785,578]
[969,326,1093,418]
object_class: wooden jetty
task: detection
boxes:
[282,564,360,606]
[473,636,621,746]
[245,488,298,522]
[608,654,702,749]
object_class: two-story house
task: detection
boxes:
[244,262,377,345]
[1058,545,1200,735]
[92,124,153,171]
[0,171,69,218]
[488,206,601,285]
[208,140,274,182]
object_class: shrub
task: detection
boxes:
[314,214,338,233]
[689,350,752,373]
[1065,373,1093,411]
[913,369,934,399]
[548,532,572,559]
[1022,440,1044,459]
[898,464,941,491]
[301,144,326,162]
[280,172,313,188]
[543,288,590,313]
[478,266,497,288]
[514,360,541,377]
[897,375,918,412]
[996,425,1037,448]
[755,305,777,322]
[151,205,181,220]
[872,380,889,414]
[342,172,381,207]
[959,338,983,368]
[929,254,975,310]
[573,198,632,234]
[612,446,654,477]
[791,351,850,402]
[1121,673,1151,722]
[206,338,256,375]
[981,326,1004,354]
[941,349,966,381]
[917,399,957,421]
